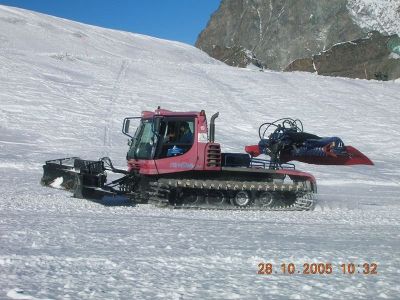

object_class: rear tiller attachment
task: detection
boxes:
[41,157,135,205]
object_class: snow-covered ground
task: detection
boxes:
[1,5,399,299]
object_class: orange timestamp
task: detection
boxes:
[257,262,378,275]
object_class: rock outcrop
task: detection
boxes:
[204,45,264,68]
[286,32,400,80]
[196,0,400,79]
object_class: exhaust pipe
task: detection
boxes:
[209,112,219,143]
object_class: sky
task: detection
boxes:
[0,0,221,45]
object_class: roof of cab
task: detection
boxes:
[141,108,204,119]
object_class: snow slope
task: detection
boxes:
[1,5,400,300]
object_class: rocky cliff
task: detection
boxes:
[196,0,400,79]
[286,31,400,80]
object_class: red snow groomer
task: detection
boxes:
[41,109,373,210]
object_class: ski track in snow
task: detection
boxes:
[0,5,400,300]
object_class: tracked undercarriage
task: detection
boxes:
[41,156,317,211]
[149,177,316,211]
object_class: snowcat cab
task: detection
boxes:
[121,109,221,176]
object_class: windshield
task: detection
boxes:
[127,119,155,160]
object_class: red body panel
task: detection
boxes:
[153,141,199,174]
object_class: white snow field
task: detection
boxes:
[1,5,400,300]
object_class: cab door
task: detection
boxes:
[154,117,198,174]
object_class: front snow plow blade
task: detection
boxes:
[41,157,134,206]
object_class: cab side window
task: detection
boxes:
[155,118,195,158]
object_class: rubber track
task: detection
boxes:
[149,178,316,211]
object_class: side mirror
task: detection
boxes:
[123,119,130,134]
[122,116,141,138]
